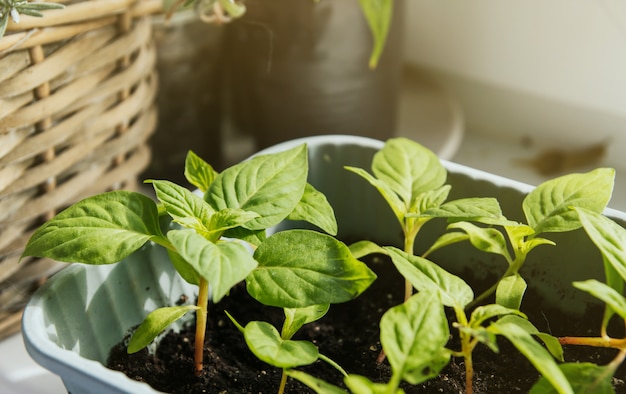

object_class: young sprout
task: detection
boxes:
[22,145,375,380]
[420,167,615,313]
[345,137,503,301]
[342,139,615,393]
[530,207,626,393]
[227,305,348,394]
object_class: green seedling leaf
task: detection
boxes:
[287,370,348,394]
[602,262,625,327]
[167,249,200,286]
[575,207,626,283]
[421,197,503,221]
[345,374,404,394]
[523,236,557,254]
[207,208,260,236]
[168,230,257,303]
[530,363,616,394]
[287,183,338,235]
[22,191,161,264]
[243,321,319,369]
[206,144,308,230]
[414,185,451,214]
[344,166,405,222]
[495,274,527,309]
[385,247,474,308]
[222,226,266,246]
[372,138,446,208]
[497,315,564,361]
[575,207,626,328]
[523,168,614,235]
[282,304,330,340]
[184,150,218,193]
[491,321,572,394]
[573,279,626,320]
[456,325,500,353]
[470,304,526,328]
[505,223,535,240]
[503,224,555,256]
[423,231,470,256]
[149,180,214,233]
[380,291,451,385]
[447,221,512,262]
[474,216,523,227]
[464,304,527,353]
[348,240,386,259]
[248,230,377,308]
[127,305,199,354]
[358,0,393,69]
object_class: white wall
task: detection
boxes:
[404,0,626,117]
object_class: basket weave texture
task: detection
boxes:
[0,0,163,340]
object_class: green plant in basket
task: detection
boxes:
[22,144,376,378]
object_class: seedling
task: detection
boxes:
[227,304,348,394]
[22,145,376,376]
[530,207,626,393]
[309,245,568,394]
[425,167,615,309]
[337,138,615,393]
[345,138,505,301]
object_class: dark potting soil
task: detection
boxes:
[108,253,626,393]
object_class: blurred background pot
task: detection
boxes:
[222,0,405,151]
[142,9,224,185]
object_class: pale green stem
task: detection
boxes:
[403,232,415,302]
[277,369,288,394]
[403,221,420,302]
[151,235,176,253]
[385,371,403,394]
[459,330,476,394]
[608,348,626,371]
[194,277,210,375]
[468,254,524,309]
[319,353,348,377]
[464,346,474,394]
[468,233,528,309]
[452,306,475,394]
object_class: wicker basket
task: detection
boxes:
[0,0,164,340]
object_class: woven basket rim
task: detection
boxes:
[5,0,163,31]
[0,0,163,53]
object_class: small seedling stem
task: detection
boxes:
[194,278,210,375]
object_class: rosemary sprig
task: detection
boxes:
[0,0,64,40]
